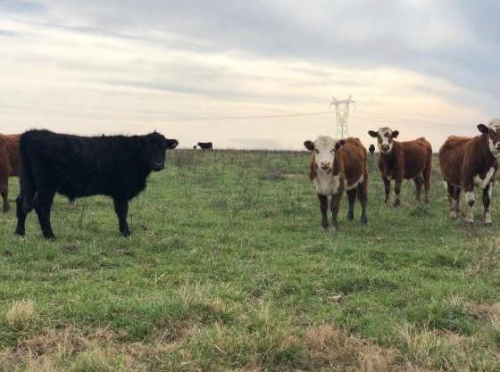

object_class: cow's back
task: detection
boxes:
[400,137,432,179]
[20,130,147,199]
[438,136,471,185]
[339,137,367,187]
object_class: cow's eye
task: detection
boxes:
[315,149,319,154]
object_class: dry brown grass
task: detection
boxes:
[5,299,35,328]
[302,325,397,371]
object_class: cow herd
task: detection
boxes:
[1,120,500,239]
[304,118,500,230]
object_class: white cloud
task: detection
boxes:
[0,1,497,149]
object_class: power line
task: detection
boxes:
[0,104,331,121]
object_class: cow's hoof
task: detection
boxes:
[484,221,492,227]
[360,217,368,225]
[393,200,401,208]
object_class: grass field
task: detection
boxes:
[0,149,499,371]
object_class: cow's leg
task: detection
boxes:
[346,188,356,221]
[393,178,402,207]
[0,174,9,212]
[34,190,56,239]
[414,175,423,205]
[482,183,492,225]
[447,183,460,219]
[330,193,341,230]
[383,177,391,204]
[317,194,328,229]
[358,182,368,225]
[464,183,475,224]
[113,197,131,236]
[15,196,28,236]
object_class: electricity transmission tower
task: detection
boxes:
[330,95,355,139]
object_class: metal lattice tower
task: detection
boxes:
[330,95,355,139]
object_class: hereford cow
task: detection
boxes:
[439,119,500,225]
[197,142,213,151]
[15,130,178,239]
[0,134,20,212]
[368,127,432,207]
[304,136,368,230]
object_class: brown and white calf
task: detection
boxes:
[368,127,432,207]
[439,120,500,224]
[304,136,368,230]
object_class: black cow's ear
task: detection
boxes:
[335,139,345,151]
[477,124,489,134]
[368,130,378,138]
[392,130,400,138]
[165,139,178,149]
[304,140,315,151]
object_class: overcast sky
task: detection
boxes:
[1,0,499,150]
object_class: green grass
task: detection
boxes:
[0,150,498,371]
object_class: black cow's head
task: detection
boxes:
[478,119,500,157]
[143,132,178,172]
[368,127,399,154]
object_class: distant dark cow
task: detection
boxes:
[304,136,368,230]
[368,144,375,154]
[15,130,178,239]
[368,127,432,207]
[439,120,500,224]
[0,134,20,212]
[197,142,213,151]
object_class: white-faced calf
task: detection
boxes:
[439,119,500,224]
[304,136,368,230]
[368,127,432,207]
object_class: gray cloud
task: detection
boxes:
[28,0,499,111]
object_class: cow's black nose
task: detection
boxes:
[152,162,164,171]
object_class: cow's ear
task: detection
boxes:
[335,139,345,151]
[165,139,178,149]
[392,130,400,138]
[368,130,378,138]
[304,140,315,151]
[478,124,489,134]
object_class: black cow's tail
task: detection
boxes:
[18,133,36,212]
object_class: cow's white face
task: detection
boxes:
[368,127,399,154]
[304,136,344,172]
[478,119,500,158]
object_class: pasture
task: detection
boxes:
[0,149,498,371]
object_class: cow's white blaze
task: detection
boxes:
[376,127,394,154]
[311,136,342,196]
[474,167,495,189]
[313,174,341,196]
[346,174,364,190]
[487,118,500,157]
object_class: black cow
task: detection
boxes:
[197,142,213,151]
[15,129,178,239]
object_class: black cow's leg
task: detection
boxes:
[0,178,9,212]
[317,194,328,229]
[358,184,368,225]
[346,188,356,221]
[393,179,402,207]
[113,197,131,236]
[482,183,492,225]
[34,190,56,239]
[331,193,341,230]
[383,177,391,204]
[15,196,27,236]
